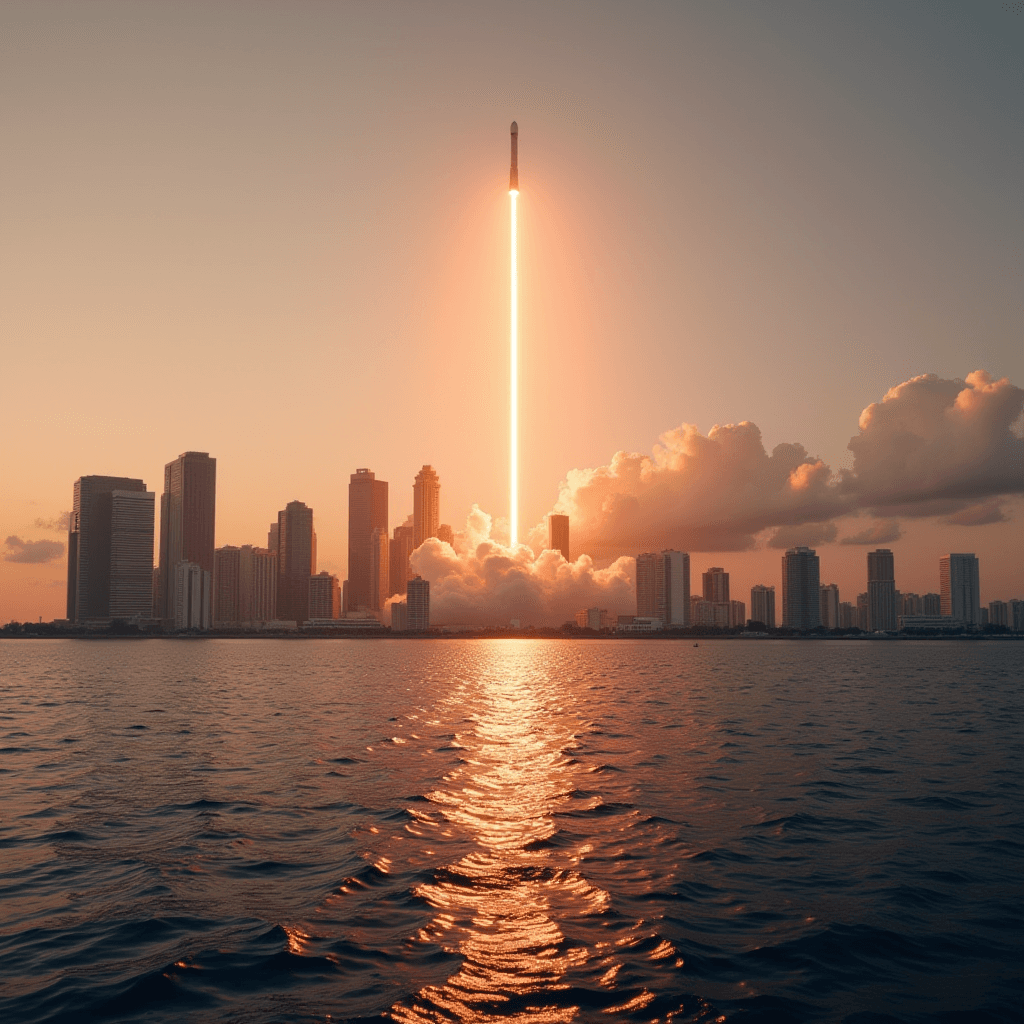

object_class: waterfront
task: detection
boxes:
[1,639,1020,1022]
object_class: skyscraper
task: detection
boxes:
[635,553,659,619]
[702,567,730,604]
[67,475,154,623]
[413,465,440,548]
[940,553,980,624]
[175,560,210,629]
[635,550,688,625]
[750,584,776,628]
[548,514,570,561]
[389,517,415,598]
[348,469,388,611]
[214,545,241,624]
[246,546,277,622]
[158,452,216,624]
[661,550,690,625]
[308,572,341,619]
[437,524,455,547]
[867,548,897,631]
[407,575,430,630]
[781,547,821,629]
[820,583,840,629]
[370,526,389,615]
[109,489,157,620]
[277,500,316,623]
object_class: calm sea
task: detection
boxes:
[0,639,1020,1023]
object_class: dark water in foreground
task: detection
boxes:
[0,639,1021,1023]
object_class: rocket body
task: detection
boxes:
[509,121,519,191]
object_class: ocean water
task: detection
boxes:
[0,638,1020,1023]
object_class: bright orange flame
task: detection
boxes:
[509,189,519,547]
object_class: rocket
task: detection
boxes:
[509,121,519,191]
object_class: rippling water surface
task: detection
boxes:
[1,639,1021,1022]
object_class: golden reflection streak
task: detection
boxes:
[391,646,609,1022]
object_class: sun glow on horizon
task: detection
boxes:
[509,187,519,547]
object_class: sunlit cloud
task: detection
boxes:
[546,370,1022,557]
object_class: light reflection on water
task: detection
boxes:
[1,638,1020,1023]
[392,645,612,1022]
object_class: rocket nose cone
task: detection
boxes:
[510,121,518,134]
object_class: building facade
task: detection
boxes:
[575,607,614,630]
[413,465,440,548]
[348,469,388,612]
[67,475,154,623]
[548,514,570,561]
[370,526,389,616]
[407,575,430,631]
[174,560,211,630]
[214,546,241,624]
[308,572,341,619]
[1010,599,1024,632]
[987,600,1008,627]
[781,546,821,629]
[867,548,897,631]
[750,584,776,629]
[636,553,658,618]
[636,550,689,625]
[940,554,980,624]
[820,583,840,629]
[702,567,730,604]
[277,500,316,623]
[389,517,415,598]
[158,452,216,625]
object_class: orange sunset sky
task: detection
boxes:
[1,2,1021,625]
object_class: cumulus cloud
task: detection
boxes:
[543,370,1021,558]
[3,536,65,564]
[767,522,839,550]
[407,506,635,626]
[838,520,903,545]
[34,512,71,532]
[843,371,1023,515]
[550,422,847,557]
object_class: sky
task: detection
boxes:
[1,1,1021,624]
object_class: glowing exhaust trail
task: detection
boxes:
[509,121,519,547]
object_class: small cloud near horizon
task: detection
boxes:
[838,521,903,546]
[3,536,65,564]
[34,512,71,533]
[944,500,1008,527]
[767,522,839,550]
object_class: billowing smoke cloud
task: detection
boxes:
[407,506,635,626]
[34,512,71,532]
[3,536,65,564]
[838,520,903,546]
[550,370,1021,556]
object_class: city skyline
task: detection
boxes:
[37,447,1024,630]
[1,3,1022,623]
